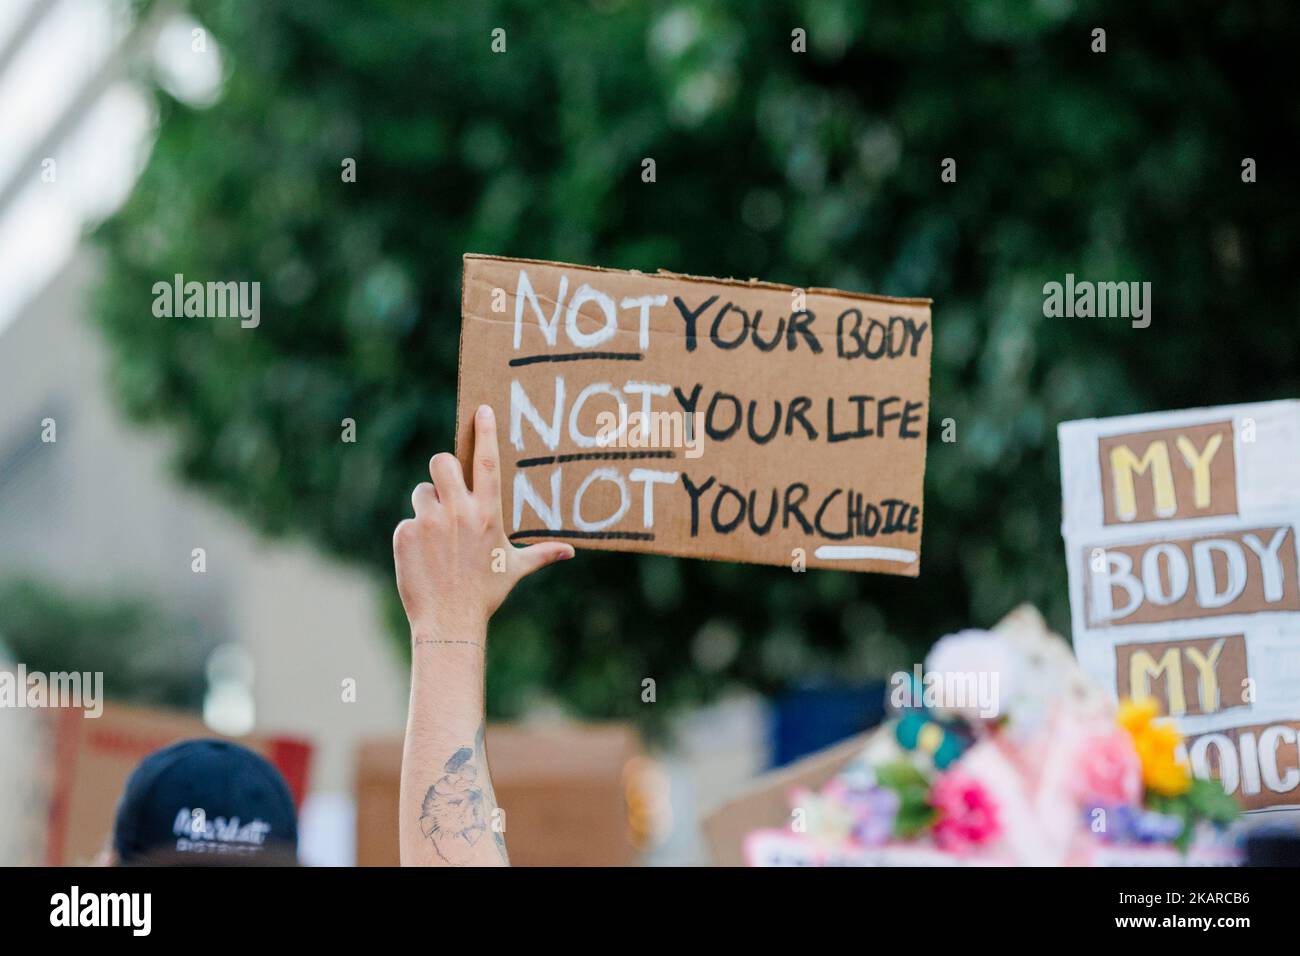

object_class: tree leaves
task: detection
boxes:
[92,0,1300,728]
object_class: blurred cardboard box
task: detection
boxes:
[701,732,870,866]
[356,723,640,866]
[44,701,312,865]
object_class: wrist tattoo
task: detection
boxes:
[418,720,509,865]
[412,638,485,649]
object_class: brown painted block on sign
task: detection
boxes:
[1186,719,1300,811]
[1083,526,1300,627]
[455,254,934,576]
[1115,634,1248,717]
[1098,420,1237,526]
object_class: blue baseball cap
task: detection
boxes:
[112,739,298,865]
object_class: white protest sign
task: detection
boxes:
[1059,399,1300,811]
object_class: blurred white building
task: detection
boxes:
[0,0,407,865]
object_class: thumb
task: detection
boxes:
[513,541,576,579]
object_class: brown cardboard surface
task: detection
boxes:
[1098,420,1237,525]
[700,732,871,866]
[355,722,641,866]
[1115,634,1248,717]
[44,701,312,866]
[1083,526,1300,627]
[455,255,933,576]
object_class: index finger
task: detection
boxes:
[471,404,502,511]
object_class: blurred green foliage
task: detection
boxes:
[93,0,1299,729]
[0,579,209,709]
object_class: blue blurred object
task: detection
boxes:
[769,683,888,768]
[892,672,971,769]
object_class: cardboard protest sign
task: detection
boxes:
[455,255,933,575]
[1060,400,1300,811]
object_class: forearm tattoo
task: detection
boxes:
[418,720,509,865]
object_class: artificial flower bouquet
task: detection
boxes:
[744,606,1242,866]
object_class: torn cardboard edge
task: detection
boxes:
[463,252,934,307]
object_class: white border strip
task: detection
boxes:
[814,545,917,563]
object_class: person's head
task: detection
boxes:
[108,739,299,866]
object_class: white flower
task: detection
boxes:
[992,604,1109,735]
[923,629,1020,722]
[790,788,855,845]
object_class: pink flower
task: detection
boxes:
[930,770,1001,854]
[1075,729,1142,806]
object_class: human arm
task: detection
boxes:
[393,404,574,866]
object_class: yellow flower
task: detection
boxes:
[1117,698,1159,734]
[1117,698,1192,797]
